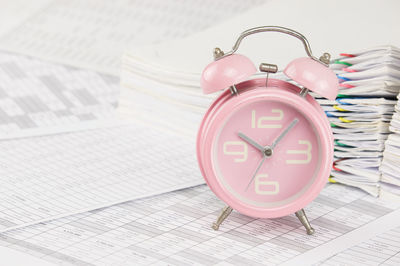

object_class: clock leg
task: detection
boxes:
[295,209,315,235]
[212,206,233,230]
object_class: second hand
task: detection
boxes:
[244,118,298,192]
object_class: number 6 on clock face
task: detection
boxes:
[255,174,279,195]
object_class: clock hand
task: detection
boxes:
[245,155,266,191]
[238,132,264,152]
[270,118,299,149]
[243,119,298,191]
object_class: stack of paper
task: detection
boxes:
[320,46,400,197]
[120,54,214,137]
[380,91,400,192]
[119,0,400,138]
[120,44,400,199]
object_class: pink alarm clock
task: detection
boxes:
[197,26,339,235]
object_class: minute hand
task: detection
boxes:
[270,118,299,149]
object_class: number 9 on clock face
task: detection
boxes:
[213,99,321,209]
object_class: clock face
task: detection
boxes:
[212,99,321,208]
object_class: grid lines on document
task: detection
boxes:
[0,184,399,265]
[0,124,202,233]
[0,52,118,137]
[321,226,400,266]
[0,0,267,75]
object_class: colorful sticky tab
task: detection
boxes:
[328,177,337,183]
[336,74,351,81]
[342,67,357,73]
[336,98,352,105]
[333,105,348,112]
[339,83,355,89]
[334,140,349,147]
[334,60,352,66]
[325,111,335,117]
[339,53,356,57]
[332,164,342,171]
[339,117,354,123]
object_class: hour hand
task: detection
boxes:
[238,132,264,152]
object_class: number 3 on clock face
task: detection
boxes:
[213,99,321,209]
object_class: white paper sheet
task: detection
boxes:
[317,226,400,265]
[0,184,399,265]
[0,52,119,139]
[0,245,56,266]
[0,0,267,75]
[0,0,53,36]
[0,123,203,233]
